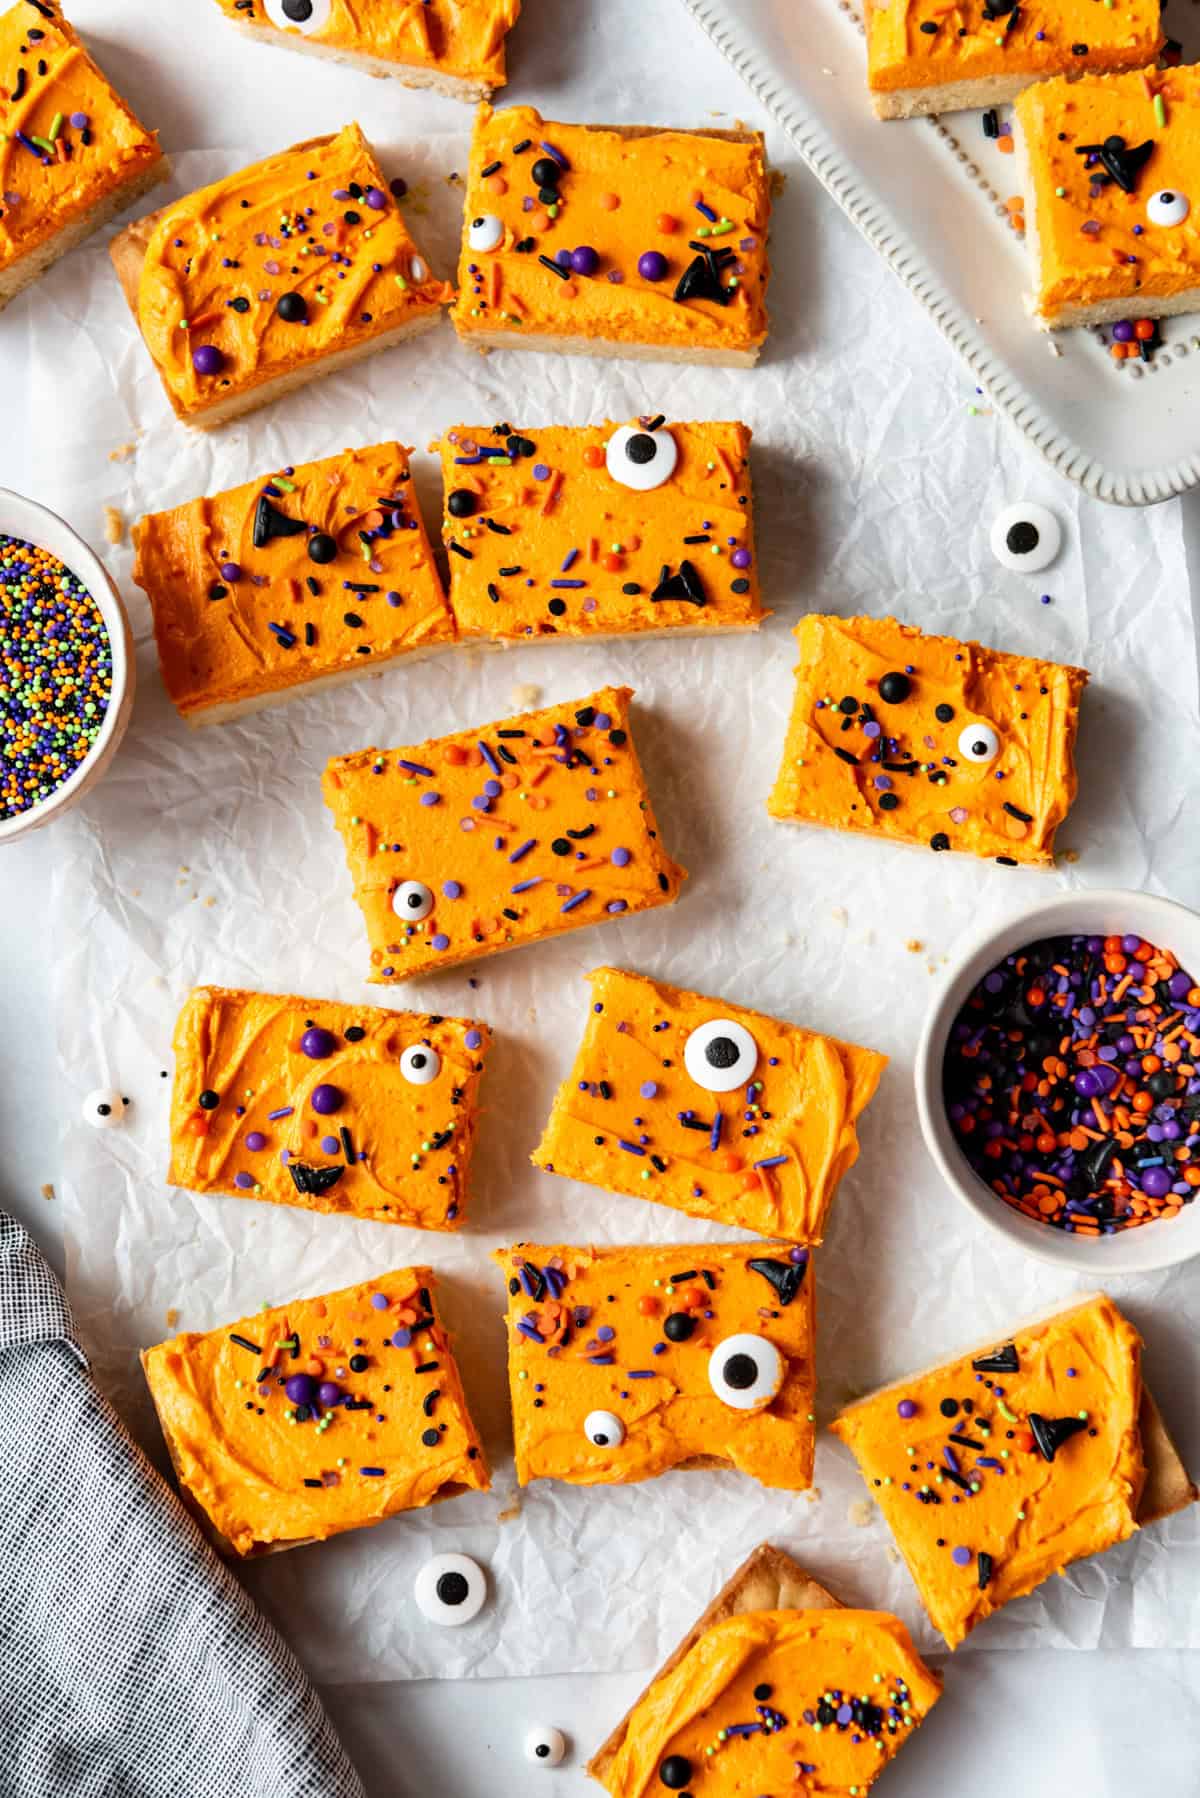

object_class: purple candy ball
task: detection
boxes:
[233,1172,254,1190]
[1113,321,1135,343]
[321,1136,339,1154]
[637,250,669,282]
[730,548,752,569]
[318,1382,343,1406]
[370,1293,390,1311]
[897,1398,917,1419]
[365,186,388,210]
[219,561,242,583]
[300,1026,337,1059]
[310,1083,343,1116]
[951,1546,972,1567]
[1170,969,1193,998]
[610,846,632,867]
[465,1028,482,1050]
[70,111,88,129]
[285,1374,317,1406]
[1141,1167,1173,1198]
[244,1131,267,1152]
[570,245,599,276]
[192,344,224,376]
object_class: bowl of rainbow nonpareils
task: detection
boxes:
[916,891,1200,1274]
[0,489,135,842]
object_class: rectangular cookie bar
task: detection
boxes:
[322,685,687,982]
[436,419,764,642]
[0,1,167,314]
[170,986,489,1230]
[209,0,521,100]
[450,106,771,365]
[142,1268,489,1557]
[865,0,1162,120]
[1016,64,1200,329]
[767,614,1088,867]
[830,1292,1196,1648]
[494,1240,816,1491]
[132,443,455,724]
[533,967,886,1243]
[110,123,449,428]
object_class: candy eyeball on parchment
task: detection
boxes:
[414,1552,488,1626]
[525,1725,567,1767]
[990,503,1062,573]
[82,1088,130,1129]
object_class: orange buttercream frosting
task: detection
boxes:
[831,1295,1145,1648]
[494,1241,816,1490]
[142,1268,489,1557]
[322,685,687,982]
[450,105,771,355]
[133,444,454,721]
[130,123,449,419]
[1016,65,1200,323]
[435,420,764,641]
[533,968,886,1244]
[866,0,1162,97]
[768,614,1088,867]
[169,986,490,1230]
[0,1,162,273]
[210,0,520,88]
[598,1609,941,1798]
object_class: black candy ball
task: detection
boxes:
[878,671,913,704]
[276,291,308,323]
[307,532,338,565]
[663,1312,696,1343]
[659,1756,693,1789]
[447,489,477,519]
[531,157,562,189]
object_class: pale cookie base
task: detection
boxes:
[175,639,455,727]
[871,69,1048,119]
[454,326,761,367]
[220,16,499,99]
[768,808,1058,870]
[0,156,168,315]
[455,619,765,647]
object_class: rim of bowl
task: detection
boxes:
[0,487,133,841]
[915,888,1200,1276]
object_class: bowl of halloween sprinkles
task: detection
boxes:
[0,489,134,841]
[916,891,1200,1274]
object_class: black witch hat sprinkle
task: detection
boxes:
[253,495,308,548]
[286,1162,345,1197]
[971,1344,1019,1374]
[748,1256,808,1307]
[1074,135,1155,194]
[1028,1412,1088,1462]
[651,559,707,606]
[674,244,738,307]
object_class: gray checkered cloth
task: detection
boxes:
[0,1211,366,1798]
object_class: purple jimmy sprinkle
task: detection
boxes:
[754,1154,788,1169]
[561,889,591,911]
[396,759,433,777]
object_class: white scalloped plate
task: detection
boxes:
[681,0,1200,505]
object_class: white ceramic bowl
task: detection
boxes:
[915,889,1200,1275]
[0,489,134,842]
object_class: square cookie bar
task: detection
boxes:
[0,2,166,313]
[132,443,455,724]
[589,1543,942,1798]
[533,968,886,1243]
[494,1241,816,1490]
[830,1293,1196,1648]
[436,418,764,642]
[865,0,1162,120]
[1016,64,1200,329]
[450,106,771,364]
[142,1268,489,1557]
[322,686,686,982]
[170,986,489,1230]
[209,0,521,100]
[768,614,1088,867]
[110,123,449,428]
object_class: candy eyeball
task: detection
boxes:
[392,879,434,922]
[605,423,679,492]
[584,1409,625,1448]
[1147,189,1190,227]
[525,1727,567,1767]
[400,1043,441,1086]
[957,721,1001,764]
[467,213,504,253]
[989,502,1062,573]
[708,1333,785,1411]
[264,0,331,34]
[414,1552,488,1626]
[82,1088,130,1129]
[683,1018,758,1093]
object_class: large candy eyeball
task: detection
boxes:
[683,1018,758,1093]
[467,214,504,253]
[525,1726,567,1767]
[989,502,1062,573]
[400,1044,441,1086]
[957,721,1001,764]
[414,1552,488,1626]
[584,1409,625,1448]
[708,1334,784,1411]
[264,0,331,34]
[605,424,679,492]
[1147,189,1190,227]
[82,1088,130,1129]
[392,879,434,922]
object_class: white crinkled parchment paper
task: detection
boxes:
[25,5,1200,1686]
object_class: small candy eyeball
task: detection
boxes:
[525,1726,567,1767]
[467,214,504,253]
[989,502,1062,573]
[605,423,679,492]
[264,0,331,33]
[414,1552,488,1626]
[708,1333,785,1411]
[683,1018,758,1093]
[82,1088,130,1129]
[957,721,1001,764]
[584,1409,625,1448]
[400,1043,442,1085]
[392,879,434,922]
[1147,188,1190,227]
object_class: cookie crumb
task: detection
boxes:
[108,441,136,463]
[40,1183,55,1202]
[165,1308,179,1330]
[848,1497,875,1528]
[906,939,924,953]
[103,506,125,545]
[509,682,542,711]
